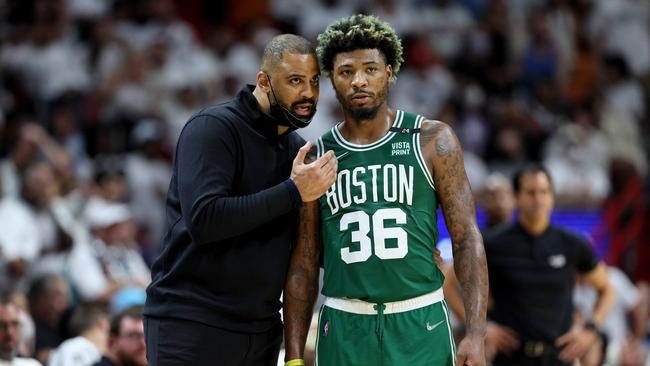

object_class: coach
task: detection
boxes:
[143,34,336,366]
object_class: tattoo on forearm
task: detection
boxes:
[284,203,321,357]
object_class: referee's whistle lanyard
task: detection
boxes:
[373,303,386,342]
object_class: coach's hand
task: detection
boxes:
[291,141,337,202]
[556,324,599,363]
[485,322,519,357]
[456,333,486,366]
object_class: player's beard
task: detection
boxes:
[336,83,389,122]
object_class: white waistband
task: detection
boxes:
[323,288,444,315]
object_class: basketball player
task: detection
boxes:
[283,15,488,366]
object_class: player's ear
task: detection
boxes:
[385,64,393,81]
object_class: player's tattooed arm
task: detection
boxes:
[283,200,321,361]
[420,120,488,337]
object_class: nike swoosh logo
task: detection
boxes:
[426,320,445,331]
[336,152,349,159]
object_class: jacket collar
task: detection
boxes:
[237,84,282,139]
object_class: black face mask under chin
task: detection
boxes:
[266,76,316,130]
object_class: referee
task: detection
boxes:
[484,164,614,366]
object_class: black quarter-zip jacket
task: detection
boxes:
[144,85,305,332]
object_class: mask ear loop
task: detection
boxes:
[266,74,289,114]
[264,73,280,106]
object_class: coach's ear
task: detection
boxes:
[256,71,271,93]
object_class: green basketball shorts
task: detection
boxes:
[315,288,456,366]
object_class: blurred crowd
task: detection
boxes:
[0,0,648,365]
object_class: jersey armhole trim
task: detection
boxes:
[413,115,436,190]
[317,137,324,159]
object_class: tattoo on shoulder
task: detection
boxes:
[419,120,455,157]
[435,136,453,157]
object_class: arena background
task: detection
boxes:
[0,0,648,365]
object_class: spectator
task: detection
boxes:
[543,104,610,207]
[592,157,646,278]
[391,33,456,120]
[18,161,65,253]
[0,173,41,291]
[0,298,41,366]
[0,0,91,104]
[92,159,128,204]
[420,0,475,61]
[601,53,646,123]
[574,266,650,365]
[0,123,70,199]
[48,304,109,366]
[27,275,70,365]
[84,198,150,288]
[480,172,516,229]
[588,0,650,77]
[123,119,170,252]
[519,9,557,95]
[93,305,146,366]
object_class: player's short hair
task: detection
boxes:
[260,34,316,73]
[512,163,553,194]
[316,14,404,81]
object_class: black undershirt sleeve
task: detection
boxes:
[176,114,298,245]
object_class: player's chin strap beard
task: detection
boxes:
[265,74,316,130]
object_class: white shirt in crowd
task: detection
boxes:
[0,357,42,366]
[47,337,101,366]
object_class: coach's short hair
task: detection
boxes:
[260,34,316,72]
[316,14,404,81]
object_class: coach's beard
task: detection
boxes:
[266,75,316,130]
[268,96,316,129]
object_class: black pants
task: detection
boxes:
[144,317,283,366]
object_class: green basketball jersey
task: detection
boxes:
[316,110,443,303]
